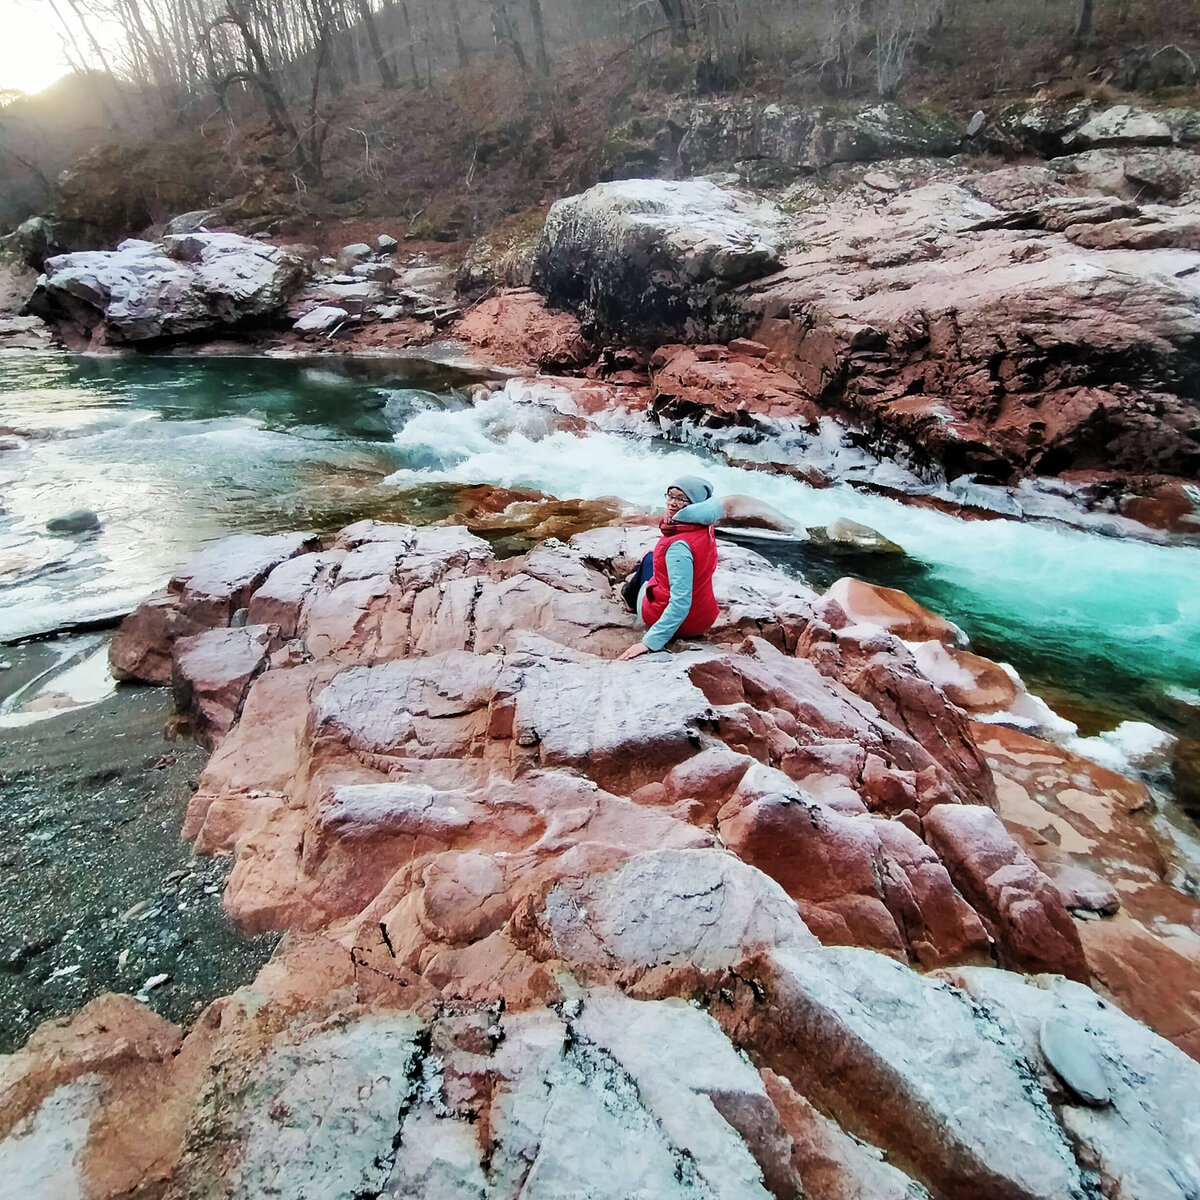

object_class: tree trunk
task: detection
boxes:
[209,5,310,175]
[491,0,527,70]
[657,0,692,46]
[448,0,470,67]
[527,0,550,74]
[400,2,422,85]
[354,0,398,87]
[1073,0,1094,46]
[305,26,331,180]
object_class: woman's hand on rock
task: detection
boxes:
[618,642,651,661]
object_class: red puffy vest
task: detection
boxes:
[640,524,719,638]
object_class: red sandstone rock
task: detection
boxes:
[760,1068,927,1200]
[109,531,317,683]
[1119,478,1200,534]
[908,639,1020,713]
[723,945,1090,1200]
[246,550,344,636]
[167,531,319,623]
[172,624,278,748]
[108,591,205,684]
[924,802,1089,981]
[976,720,1200,1058]
[797,616,996,808]
[738,183,1200,481]
[648,343,822,427]
[0,994,209,1200]
[717,761,988,966]
[821,577,963,644]
[452,287,594,369]
[8,513,1200,1194]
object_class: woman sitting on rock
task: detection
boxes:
[618,475,722,661]
[618,476,802,661]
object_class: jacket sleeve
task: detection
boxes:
[672,496,724,525]
[643,541,694,651]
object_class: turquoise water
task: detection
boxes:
[3,353,1198,732]
[0,353,473,640]
[384,388,1200,723]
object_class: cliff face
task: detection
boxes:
[739,180,1200,483]
[531,164,1200,490]
[4,511,1199,1199]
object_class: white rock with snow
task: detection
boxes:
[27,232,307,343]
[293,305,348,334]
[535,178,783,340]
[1068,105,1173,148]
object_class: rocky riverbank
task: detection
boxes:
[2,90,1199,1199]
[7,97,1199,542]
[2,515,1198,1198]
[0,644,279,1053]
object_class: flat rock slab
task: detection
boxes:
[172,532,319,603]
[946,968,1200,1200]
[750,946,1089,1200]
[293,305,348,334]
[534,847,816,982]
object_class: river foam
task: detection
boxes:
[383,388,1200,707]
[3,353,1198,732]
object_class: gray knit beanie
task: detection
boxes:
[668,475,714,505]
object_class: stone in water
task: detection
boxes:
[46,509,101,534]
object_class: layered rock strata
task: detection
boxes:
[532,173,1200,490]
[685,182,1200,482]
[5,522,1200,1198]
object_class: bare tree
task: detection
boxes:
[873,0,942,99]
[394,1,419,84]
[822,0,862,91]
[491,0,528,70]
[1073,0,1094,47]
[354,0,399,86]
[657,0,693,46]
[447,0,470,67]
[528,0,551,74]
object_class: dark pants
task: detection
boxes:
[621,551,655,614]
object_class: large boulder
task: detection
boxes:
[24,231,309,345]
[535,178,782,342]
[171,624,278,748]
[163,209,222,235]
[984,100,1196,157]
[1065,105,1174,150]
[1,216,64,269]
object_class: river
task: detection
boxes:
[3,350,1199,739]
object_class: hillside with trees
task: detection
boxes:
[2,0,1197,252]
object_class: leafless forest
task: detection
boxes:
[2,0,1196,241]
